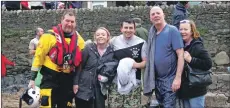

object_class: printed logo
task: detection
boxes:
[55,33,62,43]
[130,47,140,58]
[50,51,57,59]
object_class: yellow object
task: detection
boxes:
[31,30,85,73]
[40,89,52,108]
[67,102,72,107]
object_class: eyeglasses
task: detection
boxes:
[180,20,190,23]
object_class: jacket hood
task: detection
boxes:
[176,2,187,13]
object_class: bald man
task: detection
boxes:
[144,6,184,108]
[29,27,44,55]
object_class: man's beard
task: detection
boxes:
[64,28,74,33]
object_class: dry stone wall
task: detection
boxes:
[1,4,230,107]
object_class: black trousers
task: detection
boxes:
[40,66,74,108]
[75,86,106,108]
[75,97,95,108]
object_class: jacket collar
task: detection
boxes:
[184,37,203,50]
[90,43,113,57]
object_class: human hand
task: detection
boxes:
[98,75,102,81]
[184,51,192,63]
[28,80,35,89]
[98,75,108,82]
[171,76,181,92]
[73,85,79,94]
[132,61,138,69]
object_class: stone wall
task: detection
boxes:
[1,4,230,107]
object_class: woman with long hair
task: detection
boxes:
[73,27,118,108]
[178,19,212,108]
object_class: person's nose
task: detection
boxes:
[154,15,159,19]
[67,22,72,26]
[127,28,130,32]
[98,35,103,38]
[180,30,185,34]
[127,28,132,32]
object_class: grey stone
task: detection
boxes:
[19,37,29,40]
[2,76,15,87]
[220,44,228,51]
[205,93,229,108]
[208,83,217,90]
[224,90,230,97]
[217,82,225,88]
[212,74,218,83]
[14,74,24,84]
[211,36,216,40]
[218,74,230,81]
[215,39,219,43]
[214,51,230,65]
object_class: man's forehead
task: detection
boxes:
[38,28,43,31]
[63,14,76,19]
[123,22,134,26]
[150,6,163,13]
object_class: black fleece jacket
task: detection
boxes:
[178,37,212,99]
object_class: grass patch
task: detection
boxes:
[1,29,28,38]
[197,27,208,36]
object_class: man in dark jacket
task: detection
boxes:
[70,1,82,9]
[4,1,21,11]
[172,1,189,29]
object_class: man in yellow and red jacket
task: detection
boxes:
[28,10,85,108]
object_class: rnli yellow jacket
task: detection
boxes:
[31,30,85,73]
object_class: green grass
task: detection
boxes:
[197,27,208,36]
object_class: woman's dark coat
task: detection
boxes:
[178,37,212,99]
[74,43,118,108]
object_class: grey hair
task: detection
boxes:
[35,27,42,34]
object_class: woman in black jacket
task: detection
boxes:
[73,27,118,108]
[178,20,212,108]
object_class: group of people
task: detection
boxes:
[0,1,212,108]
[1,1,83,11]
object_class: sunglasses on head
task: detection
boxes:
[180,20,190,23]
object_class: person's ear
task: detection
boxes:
[120,27,123,33]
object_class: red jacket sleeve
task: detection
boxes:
[2,55,15,66]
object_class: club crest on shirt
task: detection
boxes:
[130,47,140,58]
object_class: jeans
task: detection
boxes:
[183,95,205,108]
[155,76,177,108]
